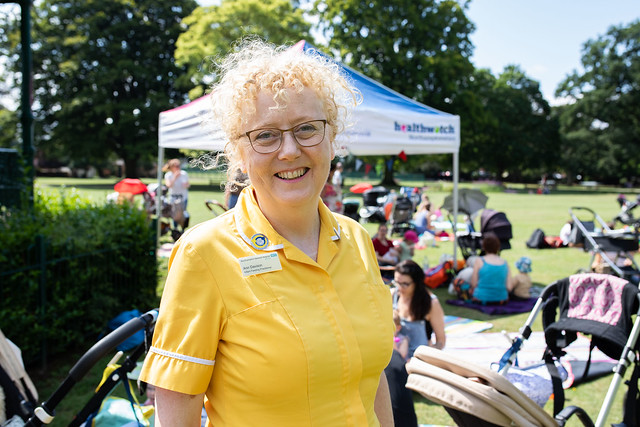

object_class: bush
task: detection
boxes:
[0,186,159,363]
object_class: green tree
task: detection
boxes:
[175,0,313,100]
[453,65,558,181]
[555,20,640,184]
[0,5,21,150]
[0,108,19,149]
[489,65,558,181]
[0,0,197,177]
[316,0,474,112]
[314,0,475,185]
[453,68,500,175]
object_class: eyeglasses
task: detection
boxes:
[245,119,327,154]
[392,279,413,288]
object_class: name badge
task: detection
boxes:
[238,253,282,277]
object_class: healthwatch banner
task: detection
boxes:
[335,108,460,156]
[394,122,456,135]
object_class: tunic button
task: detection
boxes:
[319,285,325,291]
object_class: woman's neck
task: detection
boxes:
[398,290,414,303]
[261,201,321,261]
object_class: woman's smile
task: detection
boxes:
[276,167,309,180]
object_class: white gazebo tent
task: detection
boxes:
[156,40,462,261]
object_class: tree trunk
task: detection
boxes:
[381,156,399,187]
[124,157,139,178]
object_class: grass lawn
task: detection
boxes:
[28,176,638,426]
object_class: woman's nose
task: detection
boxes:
[278,131,301,159]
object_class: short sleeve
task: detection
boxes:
[140,239,226,395]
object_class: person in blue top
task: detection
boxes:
[470,232,512,304]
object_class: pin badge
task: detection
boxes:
[250,233,269,250]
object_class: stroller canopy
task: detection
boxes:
[480,209,513,250]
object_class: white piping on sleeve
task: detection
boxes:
[149,347,216,366]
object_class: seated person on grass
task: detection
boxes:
[468,233,512,305]
[509,256,532,300]
[372,223,399,266]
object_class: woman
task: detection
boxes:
[392,259,446,356]
[373,223,399,266]
[140,40,394,426]
[412,196,432,236]
[163,158,190,209]
[386,259,444,427]
[469,232,511,304]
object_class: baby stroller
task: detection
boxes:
[456,209,513,259]
[145,183,189,241]
[10,309,159,427]
[399,186,421,211]
[342,199,361,222]
[358,186,389,223]
[389,196,415,236]
[569,206,640,283]
[406,273,640,427]
[613,193,640,231]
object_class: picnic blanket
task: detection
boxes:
[445,297,537,315]
[444,315,492,336]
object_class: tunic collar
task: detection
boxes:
[233,186,341,257]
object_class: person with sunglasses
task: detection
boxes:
[140,39,394,426]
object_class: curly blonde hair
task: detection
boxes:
[201,38,361,192]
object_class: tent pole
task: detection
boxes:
[453,151,459,267]
[156,147,164,246]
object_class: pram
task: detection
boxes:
[569,206,640,283]
[6,309,159,427]
[389,195,415,236]
[407,273,640,427]
[456,209,513,259]
[399,186,421,211]
[145,183,189,241]
[613,193,640,231]
[358,186,389,223]
[342,199,361,222]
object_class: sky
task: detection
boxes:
[465,0,640,104]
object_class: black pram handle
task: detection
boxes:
[25,309,158,426]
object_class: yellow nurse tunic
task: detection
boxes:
[140,187,394,426]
